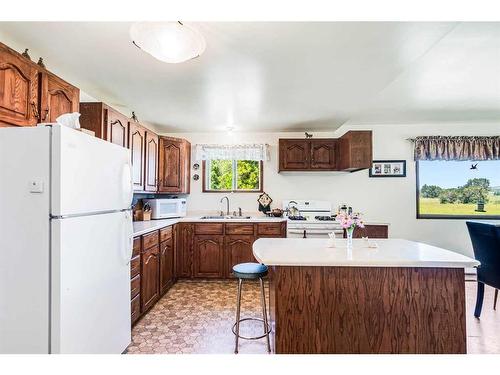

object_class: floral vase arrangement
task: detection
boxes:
[336,212,364,248]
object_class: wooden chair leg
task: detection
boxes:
[494,289,498,311]
[474,282,485,318]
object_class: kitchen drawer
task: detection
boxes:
[257,223,282,236]
[194,223,224,235]
[142,231,159,251]
[131,274,141,299]
[132,237,141,258]
[160,226,173,242]
[131,293,141,325]
[225,223,255,235]
[130,255,140,278]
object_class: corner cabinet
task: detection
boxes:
[337,131,373,172]
[158,136,191,194]
[278,131,372,172]
[0,42,79,127]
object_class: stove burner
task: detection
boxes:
[314,215,336,221]
[288,216,307,221]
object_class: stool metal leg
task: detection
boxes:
[259,277,271,353]
[234,278,243,354]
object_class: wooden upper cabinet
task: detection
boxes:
[39,72,79,123]
[106,108,129,147]
[158,136,191,194]
[128,122,145,191]
[0,44,39,127]
[279,139,310,171]
[337,131,373,171]
[193,235,224,278]
[0,42,80,127]
[279,132,372,172]
[310,140,337,170]
[144,131,159,192]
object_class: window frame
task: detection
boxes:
[415,160,500,220]
[202,160,264,193]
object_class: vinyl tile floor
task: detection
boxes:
[126,279,499,354]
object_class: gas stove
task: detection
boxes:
[283,200,343,238]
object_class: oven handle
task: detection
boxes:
[287,229,343,234]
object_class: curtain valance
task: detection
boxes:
[195,144,270,161]
[413,136,500,161]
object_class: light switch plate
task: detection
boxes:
[29,180,44,193]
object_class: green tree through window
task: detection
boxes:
[206,159,261,191]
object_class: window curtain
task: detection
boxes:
[194,144,270,161]
[414,136,500,161]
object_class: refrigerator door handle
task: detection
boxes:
[122,161,133,208]
[124,211,134,265]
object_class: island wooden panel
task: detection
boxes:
[269,266,466,354]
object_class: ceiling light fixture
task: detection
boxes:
[130,21,206,64]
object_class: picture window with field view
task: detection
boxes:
[417,160,500,218]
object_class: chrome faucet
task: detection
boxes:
[220,196,230,216]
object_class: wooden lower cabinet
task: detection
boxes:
[193,235,224,278]
[176,223,194,278]
[176,221,286,280]
[131,294,141,325]
[346,224,389,239]
[159,237,175,295]
[225,235,256,278]
[141,243,160,313]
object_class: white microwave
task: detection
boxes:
[144,198,187,219]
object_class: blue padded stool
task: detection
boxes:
[232,262,271,354]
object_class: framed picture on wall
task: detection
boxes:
[369,160,406,177]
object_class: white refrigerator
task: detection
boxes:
[0,125,134,354]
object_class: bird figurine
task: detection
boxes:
[37,57,46,68]
[305,132,313,139]
[470,163,478,170]
[22,48,31,60]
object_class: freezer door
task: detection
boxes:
[51,126,133,216]
[51,210,133,353]
[0,127,51,353]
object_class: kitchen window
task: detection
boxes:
[416,159,500,219]
[203,159,263,192]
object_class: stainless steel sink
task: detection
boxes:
[200,215,252,220]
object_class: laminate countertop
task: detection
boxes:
[133,216,287,236]
[253,238,479,268]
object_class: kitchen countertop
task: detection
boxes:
[252,238,479,268]
[133,216,287,236]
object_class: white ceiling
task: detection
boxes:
[1,22,499,132]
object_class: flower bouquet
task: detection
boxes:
[336,212,364,248]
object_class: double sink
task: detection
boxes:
[200,215,253,220]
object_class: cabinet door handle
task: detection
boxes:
[30,102,40,119]
[42,108,49,121]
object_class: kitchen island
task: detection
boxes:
[253,238,479,354]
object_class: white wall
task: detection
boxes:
[169,122,500,257]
